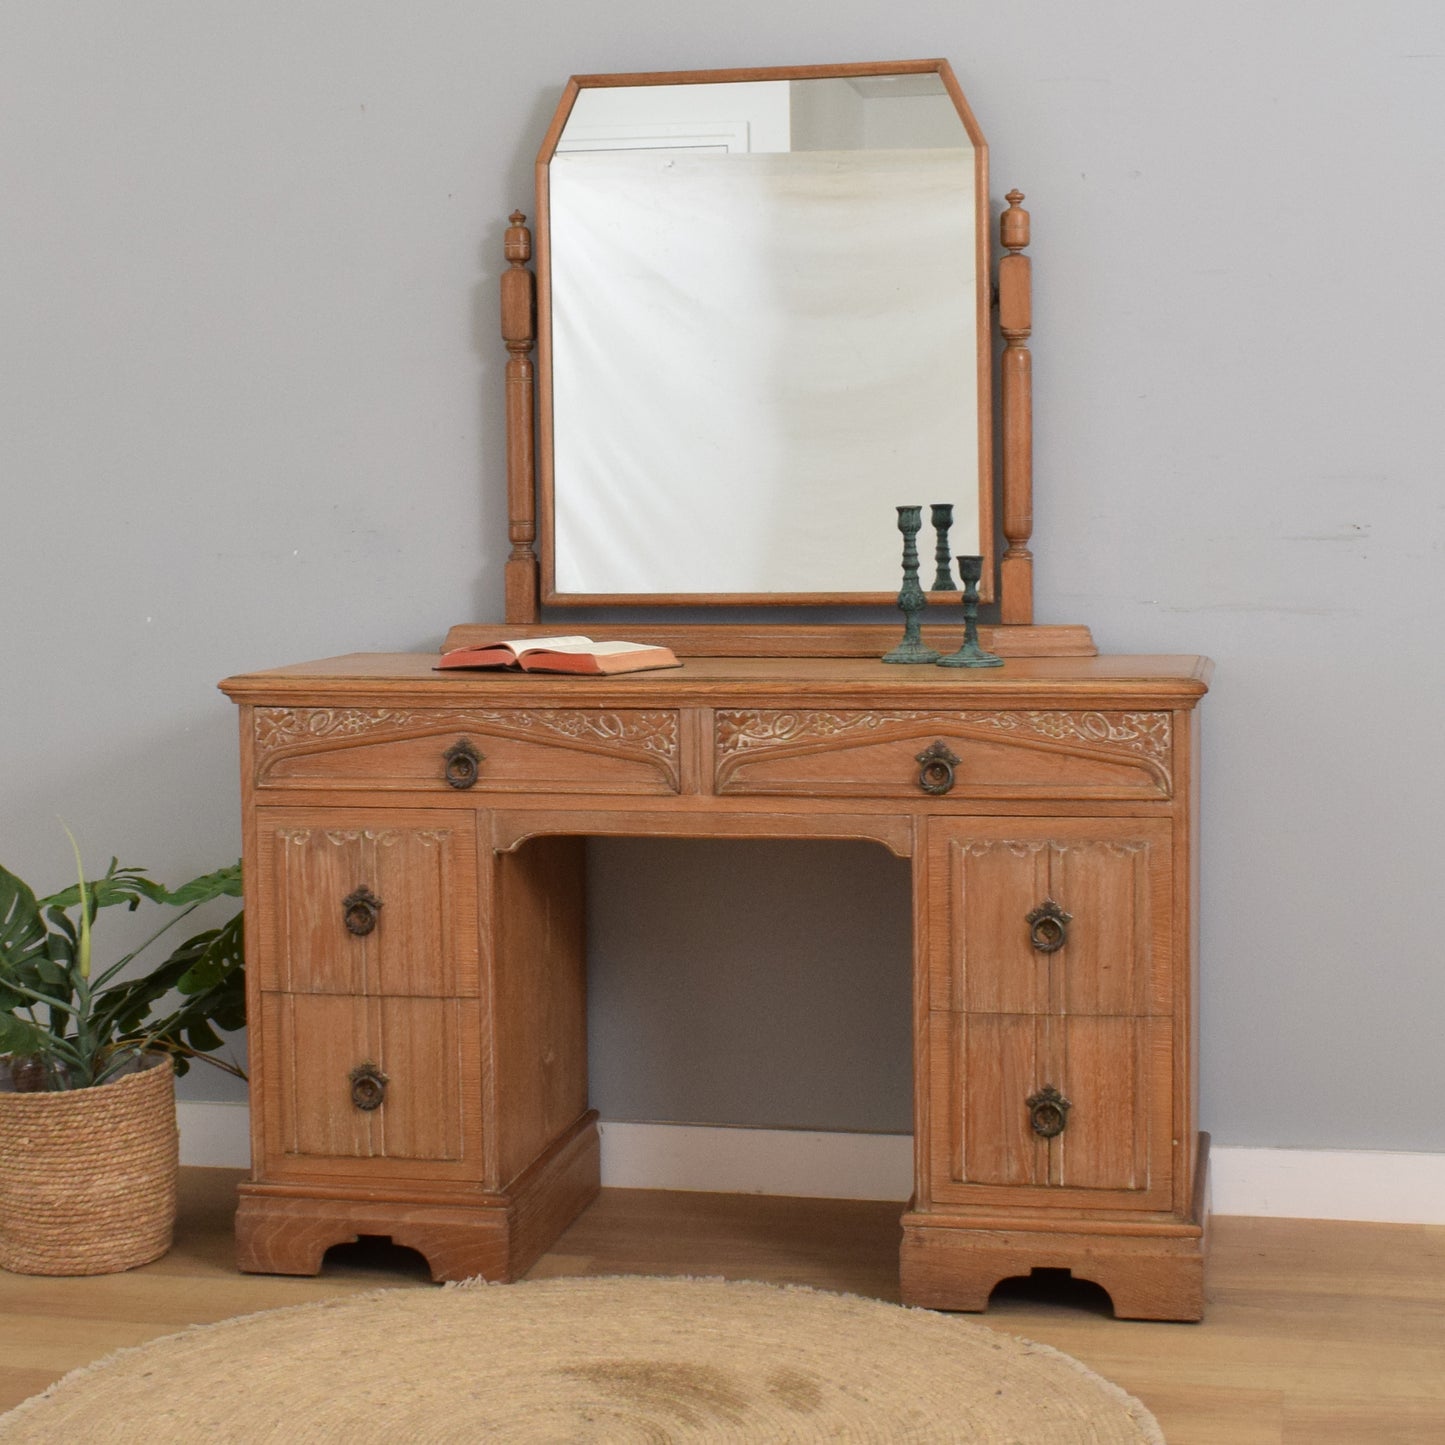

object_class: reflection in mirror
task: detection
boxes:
[543,68,987,602]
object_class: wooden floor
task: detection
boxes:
[1,1169,1442,1443]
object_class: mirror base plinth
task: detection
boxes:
[444,621,1097,660]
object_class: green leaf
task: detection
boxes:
[40,862,169,915]
[41,860,241,916]
[176,912,245,994]
[34,957,69,988]
[1,865,69,1020]
[0,1013,48,1055]
[162,863,243,906]
[0,864,51,978]
[43,906,77,963]
[182,1020,222,1052]
[207,993,247,1033]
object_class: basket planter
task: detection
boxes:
[0,1054,178,1276]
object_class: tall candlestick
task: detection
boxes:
[882,506,940,664]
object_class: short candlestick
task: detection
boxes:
[937,555,1003,668]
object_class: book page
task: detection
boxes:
[577,641,661,656]
[506,635,595,655]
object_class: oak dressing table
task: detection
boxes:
[221,60,1210,1320]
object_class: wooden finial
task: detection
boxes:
[1001,191,1029,254]
[504,211,532,267]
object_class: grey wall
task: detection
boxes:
[3,2,1441,1147]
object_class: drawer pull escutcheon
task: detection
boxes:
[1027,1085,1071,1138]
[443,738,483,789]
[1027,898,1072,953]
[349,1062,389,1111]
[915,740,961,795]
[342,886,382,937]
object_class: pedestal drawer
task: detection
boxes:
[713,709,1172,800]
[925,1010,1174,1211]
[256,992,484,1182]
[253,809,480,996]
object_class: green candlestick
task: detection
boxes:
[882,506,940,664]
[937,555,1003,668]
[930,504,956,591]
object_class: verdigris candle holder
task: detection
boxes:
[937,555,1004,668]
[930,504,956,591]
[882,505,940,664]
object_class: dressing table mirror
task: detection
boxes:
[221,59,1210,1321]
[496,59,1063,646]
[543,62,987,606]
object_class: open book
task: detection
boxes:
[434,635,681,676]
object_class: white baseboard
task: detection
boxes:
[1207,1145,1445,1225]
[598,1121,914,1201]
[177,1106,1445,1225]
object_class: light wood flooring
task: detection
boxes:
[1,1168,1441,1443]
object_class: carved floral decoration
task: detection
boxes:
[714,709,1170,788]
[255,707,679,762]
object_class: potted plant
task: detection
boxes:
[0,839,243,1275]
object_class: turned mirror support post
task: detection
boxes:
[502,211,540,624]
[998,190,1034,626]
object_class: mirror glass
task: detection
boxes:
[541,67,988,604]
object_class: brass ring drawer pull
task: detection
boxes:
[1026,899,1071,953]
[443,738,483,790]
[349,1062,389,1112]
[915,740,961,796]
[342,886,382,937]
[1027,1085,1071,1138]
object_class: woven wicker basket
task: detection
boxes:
[0,1054,178,1276]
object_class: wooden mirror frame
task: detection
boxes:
[496,60,1090,658]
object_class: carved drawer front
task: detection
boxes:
[926,1011,1174,1211]
[713,709,1172,800]
[254,810,480,996]
[253,707,680,794]
[257,992,482,1181]
[926,819,1175,1016]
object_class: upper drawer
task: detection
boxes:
[713,708,1173,801]
[253,706,681,794]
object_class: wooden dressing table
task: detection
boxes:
[221,60,1210,1320]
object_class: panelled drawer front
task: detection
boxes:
[257,993,481,1179]
[927,820,1175,1016]
[926,1011,1174,1211]
[254,809,480,996]
[253,707,680,794]
[714,709,1172,801]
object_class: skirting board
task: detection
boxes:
[178,1106,1445,1225]
[598,1122,912,1202]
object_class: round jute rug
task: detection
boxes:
[0,1276,1164,1443]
